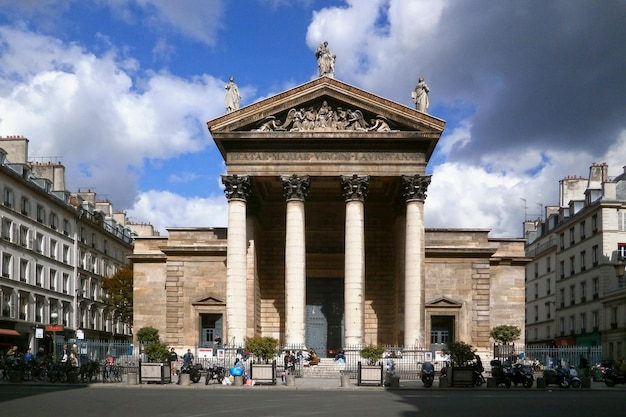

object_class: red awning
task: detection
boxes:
[0,328,21,336]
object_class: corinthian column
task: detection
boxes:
[281,174,310,345]
[222,175,251,346]
[402,174,431,347]
[341,174,369,346]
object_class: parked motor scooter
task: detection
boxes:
[472,355,485,387]
[420,361,435,387]
[603,367,626,387]
[490,359,512,388]
[543,363,580,388]
[178,363,202,383]
[508,363,534,388]
[205,363,226,385]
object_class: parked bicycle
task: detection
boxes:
[102,362,123,382]
[80,360,101,382]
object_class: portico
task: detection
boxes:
[208,77,443,350]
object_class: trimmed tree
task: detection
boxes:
[245,336,279,363]
[490,325,521,345]
[137,326,169,362]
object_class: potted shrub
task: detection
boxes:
[443,341,476,387]
[137,326,171,383]
[358,345,385,386]
[245,336,278,385]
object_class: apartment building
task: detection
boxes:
[0,136,153,354]
[524,163,626,360]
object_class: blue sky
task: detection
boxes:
[0,0,625,237]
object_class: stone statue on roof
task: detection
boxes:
[225,76,240,113]
[316,41,336,78]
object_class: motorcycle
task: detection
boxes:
[543,364,580,388]
[420,361,435,387]
[603,367,626,387]
[205,363,226,385]
[490,359,512,388]
[508,363,534,388]
[178,363,202,384]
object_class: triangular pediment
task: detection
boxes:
[207,77,445,160]
[425,296,463,308]
[192,296,225,306]
[209,77,444,134]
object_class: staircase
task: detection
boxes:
[300,359,348,378]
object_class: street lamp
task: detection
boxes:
[615,258,626,287]
[50,312,58,362]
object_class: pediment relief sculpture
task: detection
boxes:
[252,100,398,133]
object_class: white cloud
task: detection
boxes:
[127,190,227,234]
[0,26,227,209]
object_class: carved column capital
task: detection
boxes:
[402,174,431,202]
[281,174,311,202]
[341,174,370,202]
[221,175,251,201]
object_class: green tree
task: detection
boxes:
[443,341,476,367]
[490,325,521,345]
[360,345,385,365]
[244,336,279,363]
[137,326,169,362]
[101,263,133,325]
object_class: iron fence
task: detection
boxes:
[493,344,603,369]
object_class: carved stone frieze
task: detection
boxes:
[401,174,431,202]
[253,100,396,132]
[341,174,370,202]
[281,174,311,201]
[222,174,251,201]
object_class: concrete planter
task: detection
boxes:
[250,360,276,385]
[450,366,474,387]
[358,362,383,386]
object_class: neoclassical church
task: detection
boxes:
[132,76,529,356]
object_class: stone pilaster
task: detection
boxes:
[341,174,369,346]
[281,174,310,345]
[222,175,251,345]
[402,174,431,347]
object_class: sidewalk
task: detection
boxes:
[3,375,625,391]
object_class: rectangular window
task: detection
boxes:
[570,315,576,334]
[1,218,12,241]
[62,245,71,264]
[49,269,57,291]
[546,302,551,319]
[534,283,539,299]
[546,256,551,272]
[580,251,586,271]
[569,227,575,244]
[36,264,44,286]
[570,285,575,305]
[593,310,599,331]
[19,225,29,247]
[592,245,599,266]
[559,233,565,250]
[580,221,586,240]
[534,262,538,278]
[63,219,70,236]
[49,239,57,260]
[1,253,12,278]
[91,233,96,248]
[619,211,626,232]
[20,197,30,216]
[560,260,565,279]
[591,214,598,233]
[3,187,14,207]
[50,212,58,230]
[592,277,599,299]
[35,233,44,253]
[37,205,45,223]
[618,243,626,259]
[560,288,565,308]
[559,317,565,336]
[569,256,575,276]
[62,273,70,294]
[580,281,587,301]
[546,325,551,339]
[546,278,551,295]
[580,313,586,333]
[19,258,29,282]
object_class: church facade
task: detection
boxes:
[132,77,528,356]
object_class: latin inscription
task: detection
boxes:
[228,152,423,162]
